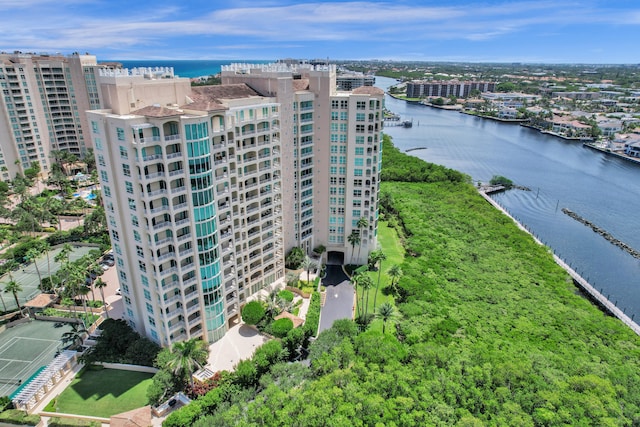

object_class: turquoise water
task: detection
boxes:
[109,59,271,78]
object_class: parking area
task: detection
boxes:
[318,265,355,333]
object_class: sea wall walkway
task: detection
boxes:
[479,189,640,336]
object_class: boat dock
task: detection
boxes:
[478,189,640,336]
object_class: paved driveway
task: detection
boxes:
[318,265,355,333]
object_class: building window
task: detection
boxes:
[111,230,119,241]
[132,215,139,227]
[354,169,363,176]
[119,146,128,159]
[100,170,108,182]
[103,186,111,197]
[355,147,364,155]
[353,210,361,217]
[139,261,147,272]
[125,181,133,194]
[128,198,136,210]
[91,121,99,133]
[116,127,125,141]
[134,230,141,242]
[144,289,151,300]
[136,246,144,257]
[146,303,153,314]
[354,158,363,166]
[122,164,130,177]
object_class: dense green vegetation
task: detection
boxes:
[380,137,467,183]
[80,319,160,367]
[168,136,640,425]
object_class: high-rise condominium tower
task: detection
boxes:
[0,52,100,180]
[90,62,383,345]
[221,63,384,264]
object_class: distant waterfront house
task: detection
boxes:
[481,92,540,109]
[497,107,518,119]
[624,141,640,158]
[551,91,601,100]
[596,118,623,137]
[547,115,592,138]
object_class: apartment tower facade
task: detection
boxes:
[89,67,283,345]
[0,52,99,180]
[90,62,383,345]
[222,63,384,265]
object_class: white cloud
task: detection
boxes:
[0,1,639,59]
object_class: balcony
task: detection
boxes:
[166,151,182,159]
[160,293,182,308]
[165,134,181,142]
[168,320,184,333]
[177,233,192,242]
[157,251,176,262]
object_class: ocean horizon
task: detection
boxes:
[105,59,271,78]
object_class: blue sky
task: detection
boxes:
[1,0,639,63]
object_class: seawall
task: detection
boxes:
[479,189,640,336]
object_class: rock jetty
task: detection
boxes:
[562,208,640,260]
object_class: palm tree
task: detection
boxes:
[301,255,318,284]
[0,284,6,312]
[61,323,88,349]
[347,231,360,265]
[54,243,73,296]
[387,264,403,295]
[370,250,387,312]
[4,280,23,316]
[25,247,43,290]
[376,302,396,334]
[357,274,374,322]
[356,217,368,264]
[165,338,209,388]
[77,285,91,323]
[94,278,109,318]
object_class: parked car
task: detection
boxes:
[103,259,115,267]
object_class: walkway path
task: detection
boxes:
[206,324,268,373]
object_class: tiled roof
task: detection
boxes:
[352,86,384,96]
[293,79,310,91]
[131,105,182,118]
[184,84,261,111]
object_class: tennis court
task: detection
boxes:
[0,320,72,397]
[0,245,97,312]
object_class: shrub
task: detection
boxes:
[313,244,326,255]
[285,247,305,269]
[0,397,11,412]
[277,289,294,303]
[271,318,294,338]
[241,301,265,325]
[303,292,321,337]
[490,175,513,189]
[0,409,40,426]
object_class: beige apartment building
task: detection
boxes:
[89,62,383,345]
[222,63,384,265]
[0,52,99,180]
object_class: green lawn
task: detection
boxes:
[51,368,153,418]
[356,220,405,330]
